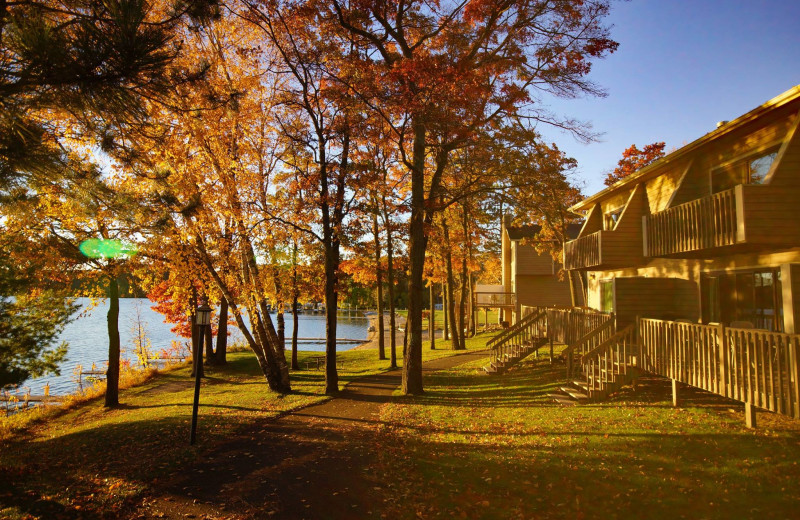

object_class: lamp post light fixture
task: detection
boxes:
[190,303,212,445]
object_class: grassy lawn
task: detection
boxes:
[5,333,799,519]
[0,345,476,519]
[370,355,800,520]
[399,308,502,332]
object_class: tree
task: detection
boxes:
[242,2,374,394]
[325,0,618,394]
[0,0,215,397]
[604,142,666,186]
[127,10,294,393]
[0,230,77,387]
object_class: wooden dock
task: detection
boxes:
[288,338,365,344]
[1,394,65,403]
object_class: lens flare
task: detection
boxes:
[78,239,137,259]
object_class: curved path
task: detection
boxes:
[133,349,488,519]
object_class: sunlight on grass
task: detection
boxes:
[0,344,481,519]
[372,356,800,519]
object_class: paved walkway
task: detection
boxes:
[132,349,488,519]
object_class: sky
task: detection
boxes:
[536,0,800,197]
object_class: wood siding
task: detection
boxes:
[512,242,554,276]
[514,275,573,308]
[613,277,700,325]
[565,185,647,270]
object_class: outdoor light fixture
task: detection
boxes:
[190,303,213,445]
[196,303,212,326]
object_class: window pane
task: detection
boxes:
[600,281,613,312]
[749,152,777,184]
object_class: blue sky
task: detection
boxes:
[537,0,800,196]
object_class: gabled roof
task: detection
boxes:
[570,84,800,213]
[506,223,582,241]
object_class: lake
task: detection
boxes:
[23,298,369,396]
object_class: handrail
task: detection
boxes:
[563,319,616,358]
[563,318,616,379]
[639,318,800,419]
[486,307,541,349]
[580,324,636,363]
[546,307,612,346]
[581,323,638,397]
[488,311,547,367]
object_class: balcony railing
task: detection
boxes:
[638,318,800,419]
[645,187,737,256]
[563,231,601,270]
[644,184,800,257]
[473,292,516,308]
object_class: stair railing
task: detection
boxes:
[563,318,616,380]
[580,323,638,398]
[486,307,542,350]
[488,311,548,368]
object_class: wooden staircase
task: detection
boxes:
[551,324,640,404]
[483,311,549,375]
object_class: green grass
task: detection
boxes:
[400,308,502,332]
[0,344,483,519]
[369,355,800,519]
[6,334,798,519]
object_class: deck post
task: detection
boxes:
[745,402,757,429]
[717,323,728,398]
[672,378,680,407]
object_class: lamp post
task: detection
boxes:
[190,303,212,445]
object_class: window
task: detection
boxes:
[600,280,614,313]
[603,206,623,230]
[748,152,777,184]
[701,268,783,331]
[711,150,778,193]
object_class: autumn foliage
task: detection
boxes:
[604,142,667,186]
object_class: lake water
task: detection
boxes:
[23,298,369,396]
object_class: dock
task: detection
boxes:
[287,338,365,344]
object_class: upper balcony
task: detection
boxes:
[564,229,645,271]
[564,184,647,271]
[644,184,800,257]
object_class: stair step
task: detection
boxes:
[572,380,589,392]
[560,386,588,401]
[548,393,577,406]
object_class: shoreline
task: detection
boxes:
[352,312,407,351]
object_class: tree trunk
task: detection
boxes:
[204,323,214,363]
[457,213,469,349]
[401,115,426,395]
[443,220,461,350]
[215,298,228,364]
[104,275,120,407]
[320,161,341,394]
[429,283,435,349]
[291,242,299,370]
[277,303,285,352]
[383,195,398,369]
[373,205,386,360]
[457,271,467,350]
[190,287,203,378]
[443,282,449,341]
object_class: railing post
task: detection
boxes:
[718,323,727,398]
[745,402,757,429]
[672,378,680,407]
[791,337,800,419]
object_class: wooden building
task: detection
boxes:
[476,85,800,425]
[564,84,800,333]
[500,216,583,323]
